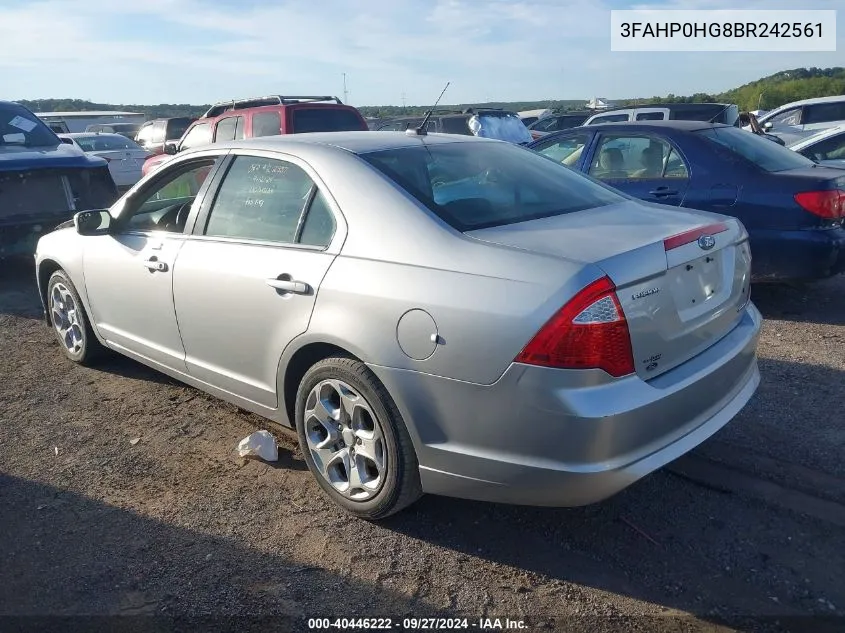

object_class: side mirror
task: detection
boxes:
[74,209,112,236]
[763,121,773,131]
[164,142,178,155]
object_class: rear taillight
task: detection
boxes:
[794,189,845,220]
[515,276,635,377]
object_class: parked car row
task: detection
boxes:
[529,120,845,282]
[12,84,844,519]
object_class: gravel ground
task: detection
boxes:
[1,261,843,633]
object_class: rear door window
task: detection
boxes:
[252,111,281,137]
[203,155,334,246]
[588,134,687,180]
[215,116,244,142]
[291,108,366,133]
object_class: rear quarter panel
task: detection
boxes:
[271,146,601,386]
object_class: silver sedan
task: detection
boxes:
[34,132,761,519]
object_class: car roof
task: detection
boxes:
[580,120,730,132]
[194,130,493,155]
[766,95,845,111]
[590,102,733,114]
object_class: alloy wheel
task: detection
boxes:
[303,379,387,501]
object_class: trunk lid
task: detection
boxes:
[465,200,752,379]
[94,150,147,171]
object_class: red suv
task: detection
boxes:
[142,95,368,176]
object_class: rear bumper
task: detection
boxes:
[370,303,762,507]
[749,227,845,282]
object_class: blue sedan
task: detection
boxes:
[528,121,845,282]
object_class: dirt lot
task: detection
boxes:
[1,260,844,632]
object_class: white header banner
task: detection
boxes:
[610,10,837,52]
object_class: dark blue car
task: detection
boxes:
[527,121,845,282]
[1,100,118,258]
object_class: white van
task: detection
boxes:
[584,103,740,127]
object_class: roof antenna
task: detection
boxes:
[408,81,450,137]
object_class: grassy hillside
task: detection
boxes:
[14,67,845,120]
[617,67,845,111]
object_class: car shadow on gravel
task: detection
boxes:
[0,258,41,320]
[0,473,450,624]
[91,354,178,387]
[382,459,845,631]
[752,276,845,326]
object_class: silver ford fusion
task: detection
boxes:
[34,131,761,519]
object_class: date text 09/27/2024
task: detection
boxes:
[307,618,528,630]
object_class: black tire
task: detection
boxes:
[46,270,107,366]
[295,356,422,519]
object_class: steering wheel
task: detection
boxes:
[162,202,192,232]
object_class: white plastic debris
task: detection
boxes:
[129,437,141,446]
[237,430,278,462]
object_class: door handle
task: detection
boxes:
[648,188,679,197]
[143,258,168,272]
[266,277,310,294]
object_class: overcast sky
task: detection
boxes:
[1,0,842,106]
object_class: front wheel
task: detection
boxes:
[47,270,106,365]
[295,356,422,519]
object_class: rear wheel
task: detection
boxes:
[47,270,106,365]
[295,356,422,519]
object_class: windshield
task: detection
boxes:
[696,126,816,172]
[360,141,623,231]
[0,103,59,148]
[73,135,144,152]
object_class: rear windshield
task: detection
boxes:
[696,126,816,172]
[291,108,367,133]
[73,135,144,152]
[360,141,623,231]
[0,103,59,148]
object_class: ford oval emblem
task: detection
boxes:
[698,235,716,250]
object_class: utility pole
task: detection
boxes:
[342,73,349,104]
[401,92,407,111]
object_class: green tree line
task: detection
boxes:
[14,67,845,120]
